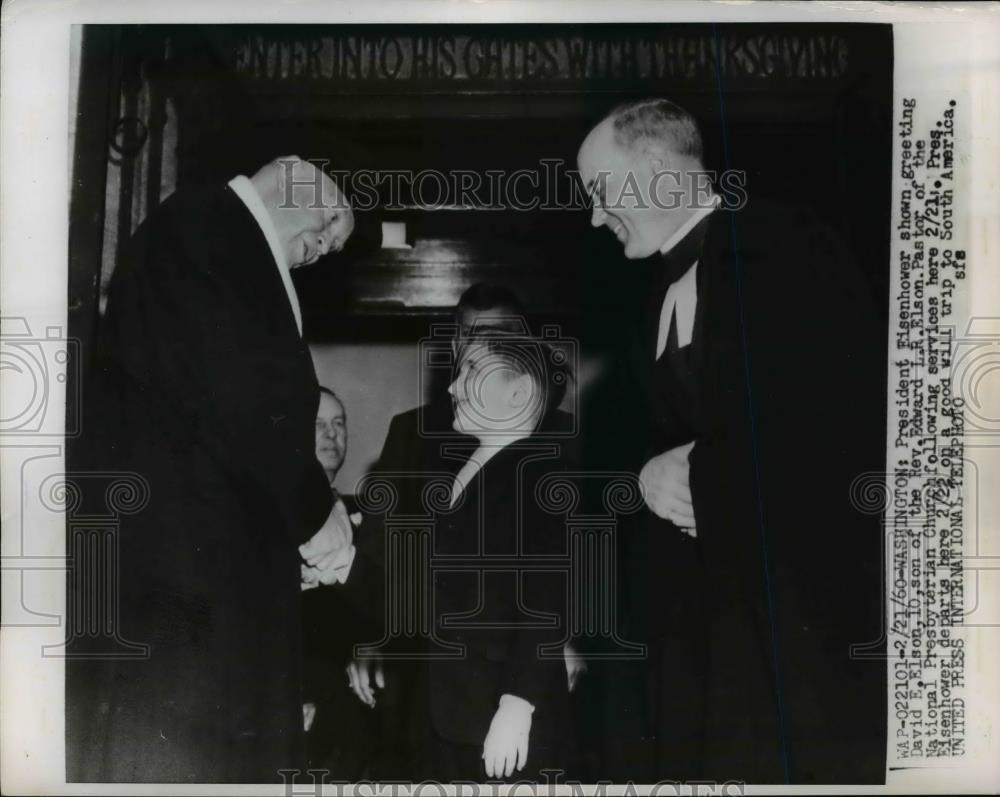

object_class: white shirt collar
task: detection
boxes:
[227,175,303,336]
[659,194,721,256]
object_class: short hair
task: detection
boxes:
[456,283,524,317]
[605,99,703,162]
[318,386,344,410]
[466,329,571,419]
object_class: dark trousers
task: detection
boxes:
[409,730,565,784]
[305,660,418,782]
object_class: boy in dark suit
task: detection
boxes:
[346,331,577,782]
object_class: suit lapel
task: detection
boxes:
[440,441,555,556]
[220,186,305,351]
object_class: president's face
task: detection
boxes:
[577,119,684,259]
[287,172,355,268]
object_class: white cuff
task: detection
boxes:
[335,544,357,584]
[499,693,535,715]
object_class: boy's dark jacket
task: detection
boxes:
[345,409,577,748]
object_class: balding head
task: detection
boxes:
[577,100,706,259]
[250,156,355,268]
[606,99,704,163]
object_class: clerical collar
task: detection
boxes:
[654,196,720,291]
[227,175,303,335]
[659,194,721,257]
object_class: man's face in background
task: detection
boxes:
[315,391,347,482]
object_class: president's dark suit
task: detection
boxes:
[69,184,334,782]
[610,199,886,783]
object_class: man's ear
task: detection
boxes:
[642,140,671,174]
[507,374,534,410]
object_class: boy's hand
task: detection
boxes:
[482,694,533,778]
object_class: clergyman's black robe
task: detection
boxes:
[590,199,887,784]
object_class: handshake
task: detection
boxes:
[299,498,360,590]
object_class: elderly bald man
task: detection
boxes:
[77,156,356,782]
